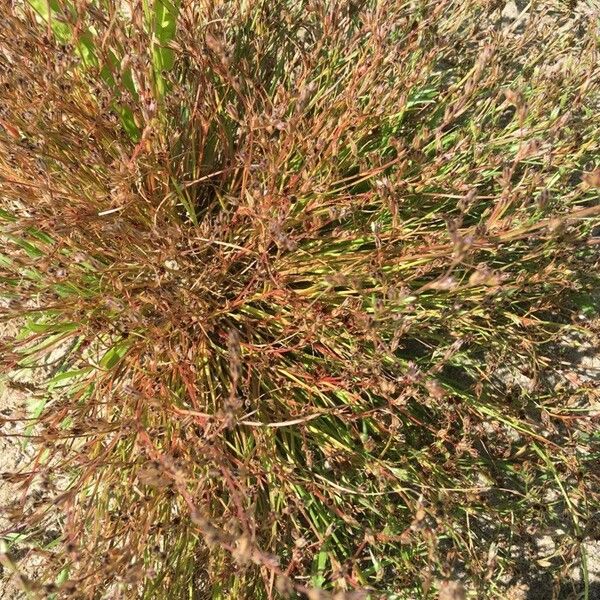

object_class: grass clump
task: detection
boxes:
[0,1,599,598]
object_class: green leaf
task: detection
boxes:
[0,253,13,268]
[47,367,93,387]
[115,104,141,141]
[28,0,71,41]
[25,227,54,245]
[56,566,70,585]
[6,235,44,258]
[171,176,198,225]
[310,548,329,588]
[25,321,78,334]
[76,30,98,67]
[151,0,180,97]
[99,342,130,369]
[572,292,598,317]
[0,208,17,222]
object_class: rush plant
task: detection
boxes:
[0,1,599,598]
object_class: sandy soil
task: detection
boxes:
[0,323,32,599]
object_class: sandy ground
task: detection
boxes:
[0,385,29,600]
[0,323,33,599]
